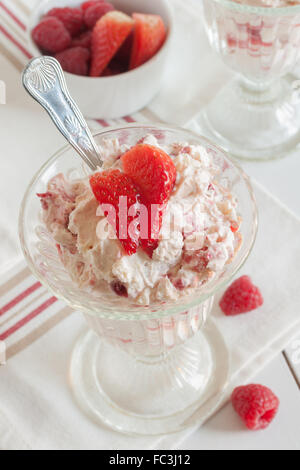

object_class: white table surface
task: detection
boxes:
[0,0,300,450]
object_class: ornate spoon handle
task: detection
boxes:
[22,56,103,171]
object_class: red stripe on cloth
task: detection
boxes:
[0,296,58,341]
[0,281,42,316]
[123,116,136,123]
[96,119,110,127]
[0,2,26,31]
[0,24,32,59]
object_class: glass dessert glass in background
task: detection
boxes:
[200,0,300,161]
[19,125,257,435]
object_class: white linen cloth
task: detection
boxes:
[0,0,300,450]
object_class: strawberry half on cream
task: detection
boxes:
[37,136,242,305]
[90,144,177,258]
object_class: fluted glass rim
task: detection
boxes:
[19,123,258,321]
[206,0,300,16]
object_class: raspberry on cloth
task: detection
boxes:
[232,384,280,430]
[219,275,264,316]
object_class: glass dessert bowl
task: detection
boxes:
[19,124,257,435]
[199,0,300,161]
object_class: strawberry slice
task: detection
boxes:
[113,30,134,70]
[130,13,167,70]
[121,144,176,204]
[90,11,134,77]
[89,169,140,255]
[122,144,176,257]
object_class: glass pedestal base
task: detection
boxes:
[69,322,229,436]
[196,77,300,161]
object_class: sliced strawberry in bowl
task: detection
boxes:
[113,30,134,70]
[90,11,134,77]
[130,13,167,70]
[102,56,127,76]
[89,169,140,255]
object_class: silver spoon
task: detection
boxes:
[22,56,103,171]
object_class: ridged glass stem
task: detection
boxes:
[132,351,172,364]
[129,342,187,365]
[238,76,282,104]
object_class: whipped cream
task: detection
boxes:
[38,136,241,305]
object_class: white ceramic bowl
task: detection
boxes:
[27,0,174,119]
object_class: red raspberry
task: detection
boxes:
[81,0,105,11]
[71,30,92,48]
[55,47,90,76]
[32,17,71,54]
[84,2,115,29]
[232,384,280,430]
[219,275,263,316]
[46,7,84,37]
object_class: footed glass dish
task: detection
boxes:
[199,0,300,161]
[19,124,257,435]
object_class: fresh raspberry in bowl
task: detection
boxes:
[28,0,173,118]
[83,1,115,29]
[30,0,167,78]
[55,46,90,76]
[32,16,72,54]
[45,6,84,36]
